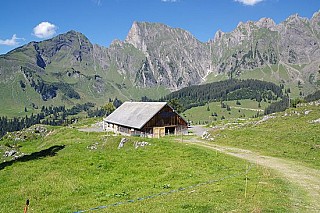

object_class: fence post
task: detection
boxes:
[24,199,29,213]
[244,164,248,199]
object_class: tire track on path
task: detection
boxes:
[186,126,320,212]
[184,139,320,212]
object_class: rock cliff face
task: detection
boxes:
[0,11,319,109]
[124,22,211,89]
[210,12,320,88]
[212,14,319,70]
[277,14,320,64]
[91,22,211,90]
[213,19,281,76]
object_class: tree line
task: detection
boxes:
[0,102,92,138]
[304,90,320,102]
[0,98,122,139]
[161,79,285,114]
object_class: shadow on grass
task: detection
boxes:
[0,145,65,170]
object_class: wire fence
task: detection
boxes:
[73,163,254,213]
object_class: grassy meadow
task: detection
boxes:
[0,65,170,118]
[183,99,269,125]
[207,104,320,169]
[0,124,293,212]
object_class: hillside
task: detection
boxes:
[1,103,319,212]
[162,79,284,110]
[0,123,293,212]
[0,31,168,117]
[204,102,320,169]
[208,12,320,97]
[0,11,319,116]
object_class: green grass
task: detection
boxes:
[0,125,293,212]
[205,65,309,100]
[0,75,42,117]
[208,105,320,169]
[0,56,171,118]
[240,68,267,80]
[288,64,306,71]
[238,65,283,85]
[183,99,269,124]
[205,73,228,83]
[0,67,170,117]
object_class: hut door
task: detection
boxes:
[154,127,165,138]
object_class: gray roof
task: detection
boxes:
[105,102,168,129]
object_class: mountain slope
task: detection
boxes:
[208,12,320,95]
[125,22,211,89]
[0,11,319,116]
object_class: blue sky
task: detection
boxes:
[0,0,319,54]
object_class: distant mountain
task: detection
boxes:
[210,12,320,87]
[124,22,211,89]
[0,11,319,116]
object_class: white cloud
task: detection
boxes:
[161,0,179,2]
[33,22,57,38]
[0,34,25,46]
[235,0,264,6]
[92,0,102,6]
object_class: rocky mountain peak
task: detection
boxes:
[311,10,320,22]
[213,29,225,42]
[65,30,81,36]
[255,17,276,29]
[285,13,309,24]
[125,21,151,52]
[311,10,320,34]
[0,11,319,106]
[59,30,91,46]
[126,22,141,44]
[110,39,124,47]
[125,21,199,51]
[235,17,276,31]
[33,30,94,66]
[124,21,211,89]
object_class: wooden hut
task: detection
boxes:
[103,102,188,137]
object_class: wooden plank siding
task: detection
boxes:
[141,105,188,137]
[142,105,187,129]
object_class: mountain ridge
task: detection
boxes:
[0,11,319,115]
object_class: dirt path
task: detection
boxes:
[186,126,320,212]
[231,106,264,112]
[78,122,105,132]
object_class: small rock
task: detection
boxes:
[4,150,16,157]
[304,110,311,115]
[134,141,150,149]
[201,131,214,140]
[87,142,99,150]
[309,118,320,124]
[118,138,128,149]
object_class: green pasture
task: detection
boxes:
[0,124,292,212]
